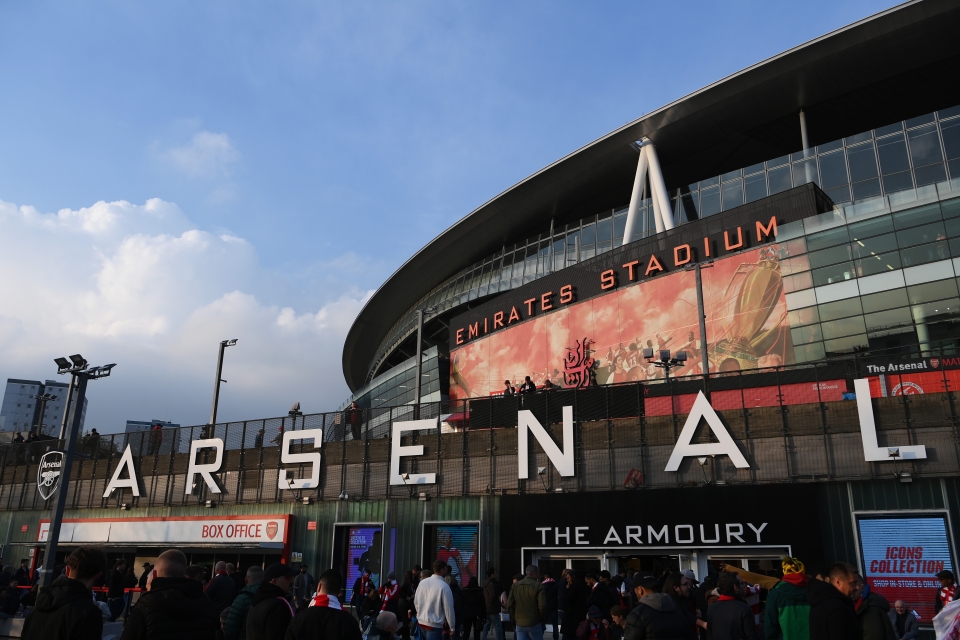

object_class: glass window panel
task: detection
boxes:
[864,307,913,332]
[780,256,810,276]
[852,232,898,255]
[943,198,960,219]
[597,240,611,255]
[896,221,946,246]
[768,165,792,194]
[861,288,909,314]
[852,178,882,201]
[791,324,822,345]
[825,185,851,205]
[907,125,944,167]
[806,226,850,251]
[787,305,819,326]
[680,193,699,221]
[721,180,743,209]
[945,217,960,238]
[613,213,627,239]
[812,262,856,286]
[855,251,901,277]
[907,279,959,305]
[744,162,765,175]
[877,133,911,175]
[791,149,815,162]
[823,334,868,353]
[793,159,818,185]
[699,176,720,188]
[767,154,790,168]
[876,122,904,136]
[808,244,852,269]
[818,151,849,189]
[900,242,949,267]
[940,106,960,120]
[817,139,843,153]
[566,230,579,248]
[893,203,942,228]
[943,119,960,160]
[744,173,767,203]
[915,163,947,187]
[951,158,960,180]
[795,342,826,363]
[849,214,894,239]
[581,223,596,246]
[700,186,721,217]
[821,316,867,340]
[845,131,872,145]
[597,216,613,243]
[848,143,879,182]
[721,169,741,182]
[783,270,814,294]
[882,171,914,194]
[906,113,936,128]
[819,297,863,322]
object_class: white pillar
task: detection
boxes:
[799,109,814,184]
[622,149,650,245]
[649,178,665,234]
[643,141,675,230]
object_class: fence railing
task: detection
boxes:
[2,346,959,510]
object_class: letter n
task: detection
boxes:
[518,406,574,479]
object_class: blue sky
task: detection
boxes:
[0,0,897,432]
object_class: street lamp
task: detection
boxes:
[209,339,238,429]
[40,354,115,588]
[32,393,57,437]
[643,348,687,382]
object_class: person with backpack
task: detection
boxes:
[246,564,297,640]
[286,570,362,640]
[224,566,264,640]
[21,546,107,640]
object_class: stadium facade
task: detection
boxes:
[2,0,960,627]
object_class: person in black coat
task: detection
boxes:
[463,576,487,640]
[107,559,128,622]
[808,563,860,640]
[705,573,755,640]
[561,571,589,640]
[623,574,695,640]
[207,561,238,614]
[585,573,612,621]
[0,580,20,617]
[542,572,560,640]
[247,564,297,640]
[21,546,107,640]
[285,570,361,640]
[120,549,219,640]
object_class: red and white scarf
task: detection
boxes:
[380,581,399,610]
[942,583,957,606]
[310,593,343,609]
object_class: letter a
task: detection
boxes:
[103,444,141,497]
[665,391,750,471]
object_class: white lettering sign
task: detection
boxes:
[103,445,141,497]
[278,428,323,490]
[185,438,224,494]
[390,419,437,485]
[39,516,286,545]
[530,522,769,546]
[665,391,750,471]
[518,406,574,479]
[855,379,927,461]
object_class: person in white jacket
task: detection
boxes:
[414,561,456,640]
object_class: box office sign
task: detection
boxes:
[98,377,927,496]
[38,515,288,546]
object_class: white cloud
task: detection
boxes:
[0,196,371,433]
[161,131,240,179]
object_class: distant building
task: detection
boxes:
[0,379,87,435]
[124,419,181,456]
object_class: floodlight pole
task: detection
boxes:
[210,340,236,428]
[39,372,87,588]
[58,377,75,441]
[32,394,53,437]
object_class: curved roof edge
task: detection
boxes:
[343,0,960,391]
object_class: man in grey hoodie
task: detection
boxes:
[623,574,695,640]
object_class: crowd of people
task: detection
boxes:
[5,549,950,640]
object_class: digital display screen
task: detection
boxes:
[344,526,382,603]
[858,515,954,623]
[431,524,480,588]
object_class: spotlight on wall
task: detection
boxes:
[302,496,312,505]
[338,492,348,501]
[119,503,130,511]
[537,467,547,476]
[204,499,216,508]
[418,492,430,502]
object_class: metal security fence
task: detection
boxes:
[1,350,959,511]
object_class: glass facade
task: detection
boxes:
[340,346,446,410]
[364,105,960,390]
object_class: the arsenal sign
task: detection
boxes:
[37,451,64,501]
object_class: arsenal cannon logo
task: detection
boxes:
[37,451,64,501]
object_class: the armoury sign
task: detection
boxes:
[96,377,926,497]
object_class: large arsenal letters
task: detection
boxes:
[98,378,926,497]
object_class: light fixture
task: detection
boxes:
[401,472,410,484]
[338,492,348,501]
[119,503,130,510]
[418,492,429,502]
[898,471,913,483]
[54,357,72,371]
[204,499,216,508]
[537,467,547,476]
[223,339,238,347]
[302,496,312,505]
[68,354,87,369]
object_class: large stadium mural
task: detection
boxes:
[449,245,800,400]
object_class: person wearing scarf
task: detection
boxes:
[381,573,401,615]
[723,556,810,640]
[288,570,362,640]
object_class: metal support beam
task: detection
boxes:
[622,149,649,245]
[799,109,814,184]
[643,141,674,231]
